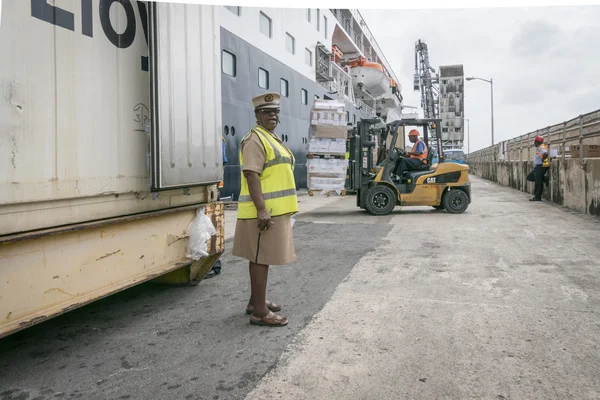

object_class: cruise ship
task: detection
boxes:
[218,7,404,200]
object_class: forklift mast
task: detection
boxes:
[348,118,381,196]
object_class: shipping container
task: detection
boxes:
[0,0,224,338]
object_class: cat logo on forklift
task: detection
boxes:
[426,177,436,184]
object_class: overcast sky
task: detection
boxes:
[360,6,600,153]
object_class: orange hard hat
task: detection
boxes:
[408,129,419,136]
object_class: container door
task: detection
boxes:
[148,2,222,190]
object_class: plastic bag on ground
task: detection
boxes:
[186,207,217,261]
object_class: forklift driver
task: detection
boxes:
[394,129,428,178]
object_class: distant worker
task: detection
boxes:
[206,136,228,278]
[232,92,298,327]
[394,129,428,177]
[526,135,550,202]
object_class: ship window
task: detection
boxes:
[455,112,461,117]
[280,79,289,97]
[442,127,449,133]
[455,128,461,132]
[222,50,236,77]
[259,12,272,38]
[353,114,356,124]
[315,95,319,99]
[301,89,308,105]
[324,16,328,38]
[442,79,448,85]
[346,111,350,123]
[225,6,240,16]
[306,9,311,22]
[285,33,295,54]
[305,48,312,67]
[316,9,320,31]
[258,68,269,89]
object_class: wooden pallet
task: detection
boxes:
[308,189,346,197]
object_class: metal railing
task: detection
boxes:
[355,98,375,117]
[316,61,376,118]
[351,9,399,85]
[331,10,364,56]
[467,109,600,165]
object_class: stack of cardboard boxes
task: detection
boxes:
[306,99,349,193]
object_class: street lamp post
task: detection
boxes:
[464,118,470,154]
[466,76,494,146]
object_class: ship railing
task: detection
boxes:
[355,98,376,117]
[328,63,354,102]
[350,9,400,87]
[331,9,363,55]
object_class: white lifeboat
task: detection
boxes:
[349,57,389,99]
[379,79,401,111]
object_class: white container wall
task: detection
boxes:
[0,0,222,207]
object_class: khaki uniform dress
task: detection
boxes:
[231,129,297,266]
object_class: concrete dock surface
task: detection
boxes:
[1,176,600,400]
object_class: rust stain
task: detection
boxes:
[100,230,117,238]
[62,303,84,313]
[96,250,121,261]
[168,236,185,246]
[19,315,47,328]
[44,288,76,297]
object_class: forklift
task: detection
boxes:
[347,117,471,215]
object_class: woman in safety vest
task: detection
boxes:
[232,92,298,327]
[526,135,550,201]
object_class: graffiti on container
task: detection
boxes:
[133,103,149,132]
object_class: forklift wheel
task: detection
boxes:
[365,185,397,216]
[442,189,469,214]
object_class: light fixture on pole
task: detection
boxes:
[464,118,470,155]
[465,76,494,146]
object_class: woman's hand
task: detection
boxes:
[257,208,274,231]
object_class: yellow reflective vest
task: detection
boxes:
[537,143,550,167]
[238,125,298,219]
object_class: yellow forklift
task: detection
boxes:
[347,117,471,215]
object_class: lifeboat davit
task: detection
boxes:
[349,57,389,99]
[379,79,401,111]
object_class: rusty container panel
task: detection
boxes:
[0,202,224,339]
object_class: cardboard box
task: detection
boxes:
[308,138,346,155]
[573,145,600,158]
[565,145,600,158]
[307,158,348,177]
[312,99,345,113]
[311,111,347,126]
[308,176,346,191]
[310,124,348,139]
